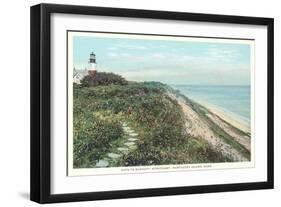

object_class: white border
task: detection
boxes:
[67,31,255,176]
[51,13,267,194]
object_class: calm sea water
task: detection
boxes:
[172,85,251,123]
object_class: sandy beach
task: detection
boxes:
[206,105,251,134]
[168,92,251,161]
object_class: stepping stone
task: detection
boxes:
[125,129,134,133]
[117,147,129,152]
[95,160,109,167]
[129,132,138,137]
[107,153,121,159]
[124,142,135,146]
[128,145,137,150]
[123,127,130,131]
[128,138,138,141]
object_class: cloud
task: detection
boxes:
[206,47,241,62]
[118,61,250,85]
[107,47,118,51]
[74,35,251,85]
[151,53,165,59]
[106,49,245,73]
[106,44,148,51]
[107,52,118,57]
[119,53,132,57]
[107,52,133,59]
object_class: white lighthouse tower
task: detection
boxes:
[88,52,97,76]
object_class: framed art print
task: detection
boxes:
[30,3,274,203]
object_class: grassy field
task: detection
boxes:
[73,80,232,168]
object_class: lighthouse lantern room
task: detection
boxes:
[88,52,97,76]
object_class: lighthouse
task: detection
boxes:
[88,52,97,77]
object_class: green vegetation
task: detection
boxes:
[81,72,128,86]
[73,72,232,168]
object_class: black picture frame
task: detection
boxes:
[30,3,274,204]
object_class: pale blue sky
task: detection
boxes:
[73,34,251,85]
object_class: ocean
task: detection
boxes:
[172,85,251,124]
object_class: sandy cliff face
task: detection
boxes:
[168,92,251,162]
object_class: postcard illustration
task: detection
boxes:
[67,31,254,176]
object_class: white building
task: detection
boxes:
[73,52,97,84]
[73,68,87,84]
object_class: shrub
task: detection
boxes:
[73,94,124,168]
[81,72,128,86]
[73,81,232,168]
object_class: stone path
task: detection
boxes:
[94,122,139,167]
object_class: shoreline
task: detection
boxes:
[171,86,251,134]
[172,92,251,134]
[170,92,250,160]
[201,102,251,134]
